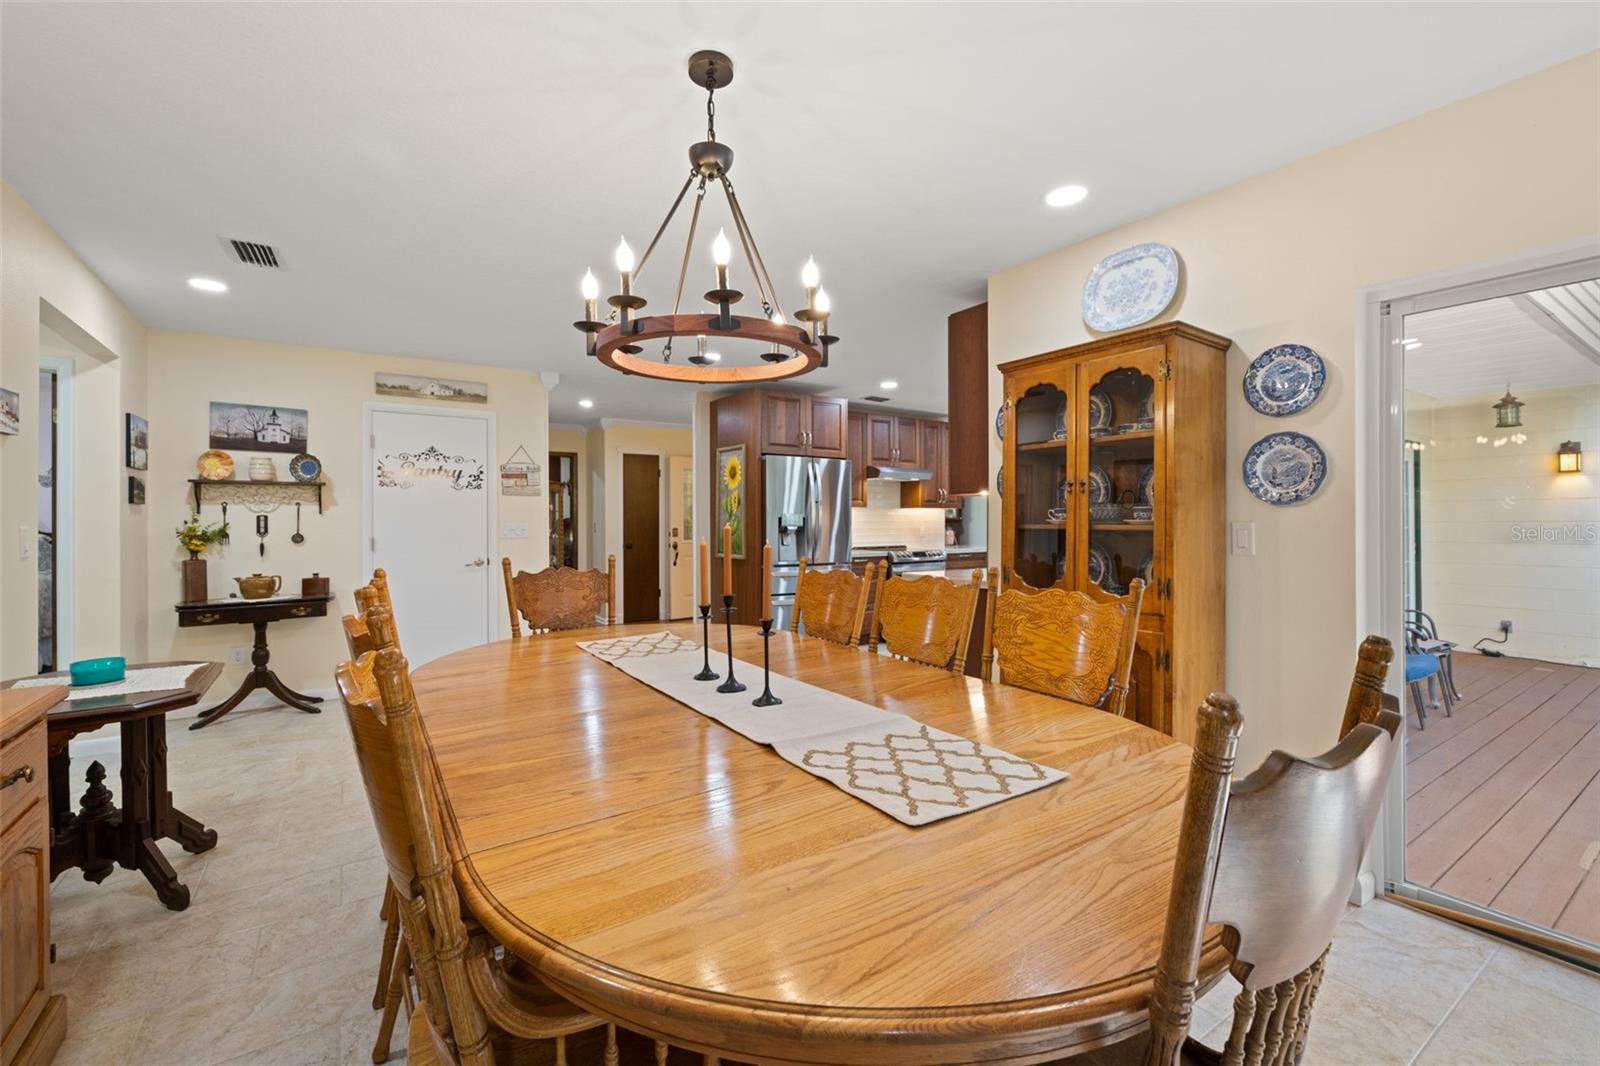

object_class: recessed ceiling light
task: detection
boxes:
[187,277,228,293]
[1044,184,1088,208]
[578,398,594,409]
[879,380,899,390]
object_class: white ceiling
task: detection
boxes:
[4,4,1596,425]
[1405,280,1600,401]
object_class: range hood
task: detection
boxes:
[865,464,933,482]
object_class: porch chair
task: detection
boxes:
[1403,621,1451,730]
[1406,608,1462,702]
[790,557,877,646]
[873,570,983,672]
[502,555,615,634]
[987,572,1147,715]
[1071,687,1402,1065]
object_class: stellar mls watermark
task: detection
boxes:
[1510,522,1598,544]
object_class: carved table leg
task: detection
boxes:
[121,717,195,910]
[149,714,217,854]
[191,621,321,729]
[77,760,118,883]
[46,740,85,880]
[134,836,191,911]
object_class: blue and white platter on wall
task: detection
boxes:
[1082,242,1180,332]
[1243,344,1326,416]
[1243,432,1327,505]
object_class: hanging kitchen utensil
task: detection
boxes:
[220,502,230,544]
[291,503,305,545]
[256,513,269,558]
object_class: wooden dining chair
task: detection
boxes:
[1340,635,1394,738]
[874,570,983,672]
[502,556,616,634]
[337,597,631,1066]
[988,575,1147,715]
[790,557,876,646]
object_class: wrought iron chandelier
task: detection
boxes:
[574,50,836,383]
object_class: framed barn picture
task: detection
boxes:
[126,412,149,469]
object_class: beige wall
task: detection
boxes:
[1408,385,1599,666]
[988,52,1600,767]
[0,181,149,677]
[592,420,693,620]
[549,425,590,569]
[144,330,550,694]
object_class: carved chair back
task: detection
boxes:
[874,570,982,672]
[790,557,875,646]
[990,579,1146,713]
[1140,690,1402,1065]
[502,555,616,634]
[1340,635,1394,739]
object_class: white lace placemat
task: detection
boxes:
[11,663,201,702]
[578,631,1065,825]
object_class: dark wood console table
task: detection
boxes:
[175,592,334,730]
[2,661,222,911]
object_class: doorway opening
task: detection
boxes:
[1386,261,1600,953]
[549,451,579,568]
[38,343,75,673]
[620,453,661,623]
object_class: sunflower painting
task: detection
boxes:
[717,444,746,559]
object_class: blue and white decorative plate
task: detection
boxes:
[996,468,1003,498]
[1055,475,1069,510]
[1243,432,1327,505]
[1082,242,1180,332]
[995,403,1006,441]
[1088,387,1114,435]
[1087,542,1113,588]
[289,453,322,483]
[1137,465,1155,506]
[1137,552,1154,584]
[1087,464,1112,504]
[1053,397,1068,440]
[1243,344,1326,416]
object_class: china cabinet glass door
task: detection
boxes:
[1074,348,1165,606]
[1003,369,1073,590]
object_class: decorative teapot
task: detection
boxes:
[235,573,282,599]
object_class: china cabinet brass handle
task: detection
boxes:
[1078,479,1087,492]
[1,765,35,790]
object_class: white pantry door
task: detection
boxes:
[668,453,694,619]
[365,404,496,667]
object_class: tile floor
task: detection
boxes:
[46,697,1600,1065]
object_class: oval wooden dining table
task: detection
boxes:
[410,622,1226,1066]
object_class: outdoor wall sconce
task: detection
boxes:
[1558,440,1582,473]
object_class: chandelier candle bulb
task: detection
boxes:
[712,227,732,290]
[581,269,599,323]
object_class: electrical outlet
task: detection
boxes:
[501,522,529,539]
[1230,522,1256,556]
[1500,619,1513,635]
[229,646,248,666]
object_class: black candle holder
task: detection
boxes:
[752,618,782,707]
[715,594,746,694]
[693,603,719,681]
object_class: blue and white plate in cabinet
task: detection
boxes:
[1137,552,1154,585]
[1087,465,1112,505]
[995,403,1006,441]
[1243,432,1327,505]
[1137,465,1155,506]
[1243,344,1326,416]
[996,468,1003,498]
[1087,542,1113,588]
[1087,387,1114,436]
[1081,242,1180,332]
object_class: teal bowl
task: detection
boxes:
[69,656,126,687]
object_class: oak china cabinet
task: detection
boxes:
[998,321,1229,741]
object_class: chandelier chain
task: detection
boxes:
[706,74,717,141]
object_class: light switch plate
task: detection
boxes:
[501,522,529,539]
[1230,522,1256,556]
[18,526,32,561]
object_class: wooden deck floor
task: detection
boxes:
[1405,652,1600,945]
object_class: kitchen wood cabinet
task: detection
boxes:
[906,418,952,507]
[846,412,868,506]
[947,302,989,495]
[866,413,895,467]
[997,321,1228,741]
[759,392,848,458]
[893,417,921,468]
[1,687,66,1066]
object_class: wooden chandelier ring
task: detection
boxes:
[594,314,824,383]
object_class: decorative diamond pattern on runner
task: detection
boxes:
[581,631,700,662]
[801,725,1054,818]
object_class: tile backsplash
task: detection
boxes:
[852,481,946,551]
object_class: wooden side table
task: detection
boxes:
[1,662,222,914]
[175,592,334,729]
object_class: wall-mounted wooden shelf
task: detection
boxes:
[189,479,323,514]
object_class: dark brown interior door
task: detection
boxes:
[622,454,661,623]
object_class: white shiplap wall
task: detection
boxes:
[1408,384,1600,666]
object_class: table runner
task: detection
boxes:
[11,663,200,702]
[578,631,1066,826]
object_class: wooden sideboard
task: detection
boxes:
[997,321,1229,741]
[1,686,66,1066]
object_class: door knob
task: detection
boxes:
[624,543,634,550]
[468,558,486,567]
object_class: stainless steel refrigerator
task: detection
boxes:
[764,455,852,630]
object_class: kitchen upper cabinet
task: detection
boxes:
[947,302,989,495]
[907,418,951,507]
[866,413,896,467]
[846,411,868,506]
[893,417,921,468]
[758,392,848,457]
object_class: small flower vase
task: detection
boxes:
[182,556,208,604]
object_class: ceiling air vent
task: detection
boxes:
[862,395,892,403]
[225,238,282,269]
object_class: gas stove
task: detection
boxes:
[886,549,947,575]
